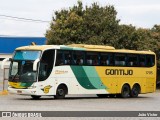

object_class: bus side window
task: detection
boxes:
[115,54,126,66]
[87,57,92,65]
[109,54,114,66]
[86,52,92,65]
[86,52,99,66]
[146,55,155,67]
[76,58,83,65]
[56,50,63,66]
[127,54,138,67]
[93,57,99,65]
[139,55,146,67]
[72,51,84,65]
[100,53,110,66]
[39,50,54,81]
[64,51,72,65]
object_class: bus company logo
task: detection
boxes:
[41,85,52,93]
[55,70,68,74]
[105,69,133,75]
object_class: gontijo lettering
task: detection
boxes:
[105,69,133,75]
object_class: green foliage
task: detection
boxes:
[117,25,136,49]
[45,1,160,65]
[46,1,120,45]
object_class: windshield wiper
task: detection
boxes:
[10,72,19,82]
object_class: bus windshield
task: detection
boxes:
[13,50,41,60]
[9,50,41,83]
[9,61,36,82]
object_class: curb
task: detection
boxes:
[0,90,8,95]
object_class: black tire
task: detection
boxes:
[130,84,140,98]
[121,84,130,98]
[54,85,67,99]
[31,95,41,100]
[97,94,108,98]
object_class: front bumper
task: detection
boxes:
[8,87,38,96]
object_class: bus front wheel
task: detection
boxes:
[121,84,130,98]
[54,85,67,99]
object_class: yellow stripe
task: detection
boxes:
[9,82,26,89]
[95,66,117,93]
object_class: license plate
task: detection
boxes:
[17,90,22,94]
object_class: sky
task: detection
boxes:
[0,0,160,37]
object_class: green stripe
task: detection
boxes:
[82,66,106,89]
[71,66,106,89]
[71,66,96,89]
[20,82,33,87]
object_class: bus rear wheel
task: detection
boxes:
[121,84,130,98]
[130,84,140,98]
[54,85,67,99]
[31,95,41,100]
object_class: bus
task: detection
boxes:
[1,44,156,99]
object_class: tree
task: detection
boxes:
[117,24,136,49]
[45,1,120,46]
[45,1,160,66]
[151,25,160,63]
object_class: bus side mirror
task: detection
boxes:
[1,58,10,69]
[9,58,12,61]
[33,58,40,71]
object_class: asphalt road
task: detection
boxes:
[0,91,160,120]
[0,90,160,111]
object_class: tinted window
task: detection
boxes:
[139,55,146,67]
[127,54,138,67]
[56,50,63,66]
[64,50,72,65]
[72,51,85,65]
[115,54,126,66]
[86,52,99,66]
[55,50,155,67]
[146,55,155,67]
[38,50,55,81]
[100,53,110,66]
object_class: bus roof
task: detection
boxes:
[67,44,115,50]
[16,45,60,51]
[15,44,155,55]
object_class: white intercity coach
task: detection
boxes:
[1,44,156,99]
